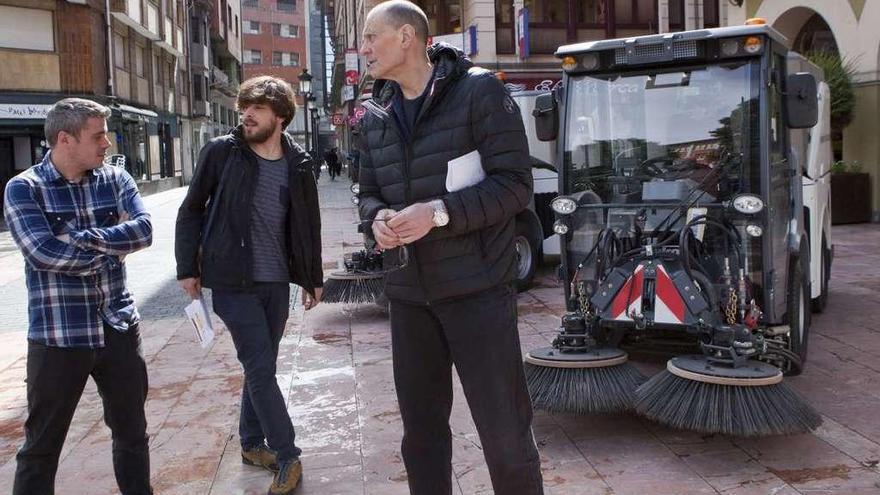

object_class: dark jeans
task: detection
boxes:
[14,323,152,495]
[212,283,301,461]
[390,284,544,495]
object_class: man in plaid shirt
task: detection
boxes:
[3,98,153,494]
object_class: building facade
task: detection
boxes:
[724,0,880,220]
[241,0,311,146]
[189,0,244,163]
[0,0,194,203]
[328,0,879,221]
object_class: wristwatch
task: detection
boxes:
[430,199,449,227]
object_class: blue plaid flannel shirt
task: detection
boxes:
[3,153,153,348]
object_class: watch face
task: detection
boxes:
[434,211,449,226]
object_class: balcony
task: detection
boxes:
[210,64,239,97]
[190,43,210,71]
[110,0,160,40]
[157,17,184,58]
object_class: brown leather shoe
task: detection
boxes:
[268,458,302,494]
[241,444,279,472]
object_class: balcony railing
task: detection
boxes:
[110,0,160,40]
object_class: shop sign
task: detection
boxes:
[342,85,355,102]
[516,8,530,59]
[331,113,346,126]
[427,27,478,56]
[345,49,359,85]
[0,104,52,120]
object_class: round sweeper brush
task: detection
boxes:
[321,270,384,304]
[524,347,647,414]
[634,355,822,437]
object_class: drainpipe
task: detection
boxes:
[105,0,115,96]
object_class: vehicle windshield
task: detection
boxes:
[563,61,760,206]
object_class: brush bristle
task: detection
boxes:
[322,276,385,304]
[524,362,647,414]
[634,370,822,437]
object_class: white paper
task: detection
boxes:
[445,150,485,192]
[184,297,215,348]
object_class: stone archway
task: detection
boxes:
[771,6,839,55]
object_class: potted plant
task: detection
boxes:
[831,160,872,224]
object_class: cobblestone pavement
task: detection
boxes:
[0,175,879,494]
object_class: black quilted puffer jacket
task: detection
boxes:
[357,44,533,302]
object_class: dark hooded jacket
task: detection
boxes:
[175,126,323,295]
[357,44,532,302]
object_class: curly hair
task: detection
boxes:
[236,76,297,128]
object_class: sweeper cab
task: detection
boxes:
[525,20,832,436]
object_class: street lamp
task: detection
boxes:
[309,106,320,158]
[298,68,314,152]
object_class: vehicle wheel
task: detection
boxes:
[514,223,539,292]
[811,236,830,313]
[784,252,811,376]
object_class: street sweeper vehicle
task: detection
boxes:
[524,20,833,437]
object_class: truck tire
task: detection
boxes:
[784,250,811,376]
[514,222,539,292]
[811,236,830,313]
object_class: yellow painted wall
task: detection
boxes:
[0,51,60,91]
[843,83,880,217]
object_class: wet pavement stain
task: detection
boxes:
[769,464,852,484]
[312,332,349,345]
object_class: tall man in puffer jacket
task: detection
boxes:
[356,2,544,494]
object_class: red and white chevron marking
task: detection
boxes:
[653,264,686,325]
[610,264,644,321]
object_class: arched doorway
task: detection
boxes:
[774,8,845,159]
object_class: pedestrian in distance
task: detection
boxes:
[175,76,324,495]
[357,2,544,494]
[325,147,341,181]
[3,98,154,495]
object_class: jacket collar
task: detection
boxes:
[368,42,473,114]
[39,151,101,184]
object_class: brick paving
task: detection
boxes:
[0,175,878,494]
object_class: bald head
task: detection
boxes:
[368,0,429,45]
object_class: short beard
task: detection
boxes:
[244,125,275,145]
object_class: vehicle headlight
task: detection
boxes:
[551,196,578,215]
[746,225,763,237]
[350,183,360,194]
[351,195,360,206]
[581,53,599,71]
[733,194,764,214]
[720,39,740,57]
[553,219,570,235]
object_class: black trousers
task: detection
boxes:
[390,284,544,495]
[212,283,301,462]
[14,323,152,495]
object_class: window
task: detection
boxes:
[166,61,174,89]
[271,23,299,38]
[277,0,295,12]
[272,51,299,66]
[193,74,205,100]
[235,15,239,36]
[135,45,146,76]
[704,0,719,28]
[113,33,127,69]
[0,6,55,51]
[669,0,685,30]
[243,0,258,7]
[245,20,260,34]
[614,0,655,27]
[523,0,567,25]
[245,49,262,64]
[578,0,606,25]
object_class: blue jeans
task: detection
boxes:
[212,283,301,462]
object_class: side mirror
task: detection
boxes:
[533,93,558,142]
[785,73,818,129]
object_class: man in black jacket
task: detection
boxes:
[357,2,543,494]
[175,76,322,495]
